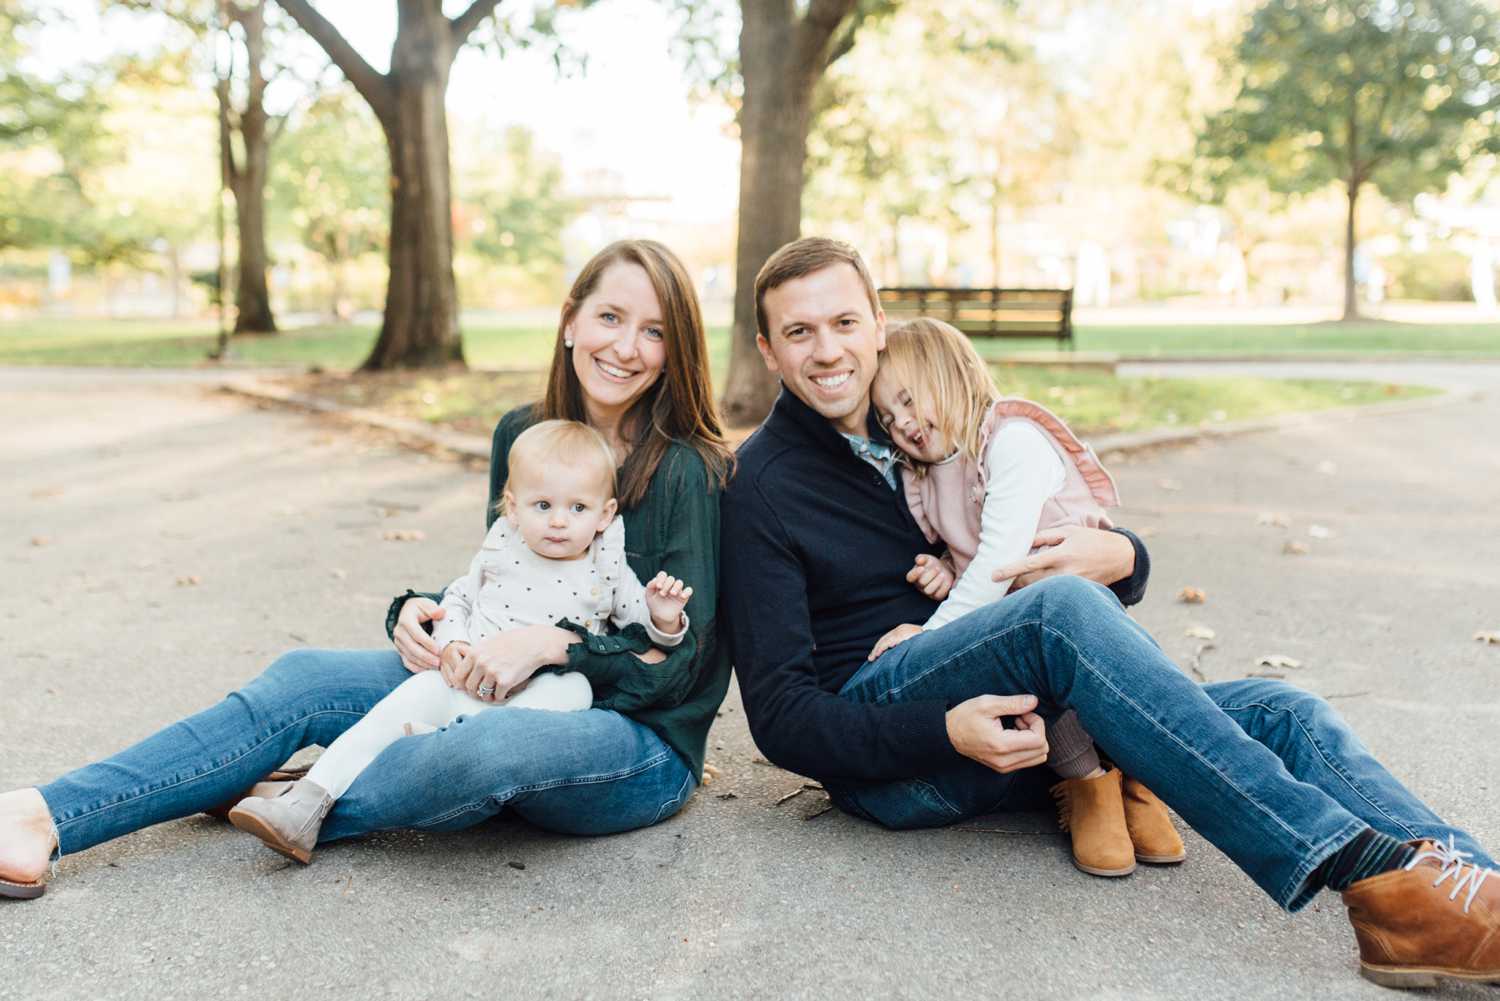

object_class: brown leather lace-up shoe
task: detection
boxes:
[1341,837,1499,989]
[1051,768,1136,877]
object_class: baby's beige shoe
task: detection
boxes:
[227,778,333,865]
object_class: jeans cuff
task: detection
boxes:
[1280,817,1367,912]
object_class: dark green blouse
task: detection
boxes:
[387,404,729,780]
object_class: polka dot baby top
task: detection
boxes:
[430,515,686,651]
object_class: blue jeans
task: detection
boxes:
[39,649,695,855]
[826,576,1492,911]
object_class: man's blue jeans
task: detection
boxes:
[40,649,695,856]
[826,576,1492,911]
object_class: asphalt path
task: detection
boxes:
[2,364,1498,1000]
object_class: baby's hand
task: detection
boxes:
[645,571,693,632]
[439,641,472,688]
[907,554,955,600]
[868,623,923,661]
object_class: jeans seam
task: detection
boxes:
[650,771,697,826]
[1220,699,1423,843]
[413,748,675,829]
[862,616,1048,704]
[52,707,368,842]
[1041,623,1320,855]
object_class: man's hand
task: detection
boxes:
[644,572,693,634]
[393,598,446,673]
[945,694,1050,774]
[906,554,954,600]
[438,641,471,689]
[868,623,922,661]
[990,525,1134,592]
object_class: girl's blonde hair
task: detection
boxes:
[878,317,999,473]
[497,419,617,515]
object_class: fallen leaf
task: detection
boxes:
[507,861,526,871]
[1282,541,1309,555]
[1316,460,1338,475]
[1184,624,1216,640]
[1257,512,1290,528]
[30,536,52,547]
[1475,631,1500,645]
[330,568,347,580]
[1157,479,1183,492]
[1176,587,1207,604]
[1308,525,1333,539]
[175,575,201,587]
[1256,654,1303,670]
[701,762,721,786]
[381,529,427,542]
[715,792,738,801]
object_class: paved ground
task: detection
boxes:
[2,364,1498,1000]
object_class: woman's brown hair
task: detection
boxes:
[541,239,733,508]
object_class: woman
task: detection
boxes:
[0,240,734,898]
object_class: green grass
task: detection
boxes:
[286,365,1435,439]
[2,316,1497,371]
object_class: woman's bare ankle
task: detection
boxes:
[0,788,57,883]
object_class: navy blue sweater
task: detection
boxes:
[721,388,1151,784]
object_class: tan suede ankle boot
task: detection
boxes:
[1051,768,1136,877]
[1121,775,1186,864]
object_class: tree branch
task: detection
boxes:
[217,75,239,186]
[450,0,504,49]
[272,0,394,124]
[799,0,858,72]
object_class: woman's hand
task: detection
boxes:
[393,598,446,673]
[868,623,923,661]
[461,624,578,702]
[906,555,955,600]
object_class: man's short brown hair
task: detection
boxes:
[753,237,880,338]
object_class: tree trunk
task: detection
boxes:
[1342,177,1361,321]
[360,4,462,370]
[228,1,277,334]
[719,0,858,427]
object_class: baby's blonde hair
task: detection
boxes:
[497,419,617,514]
[877,317,999,474]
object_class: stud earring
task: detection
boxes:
[564,339,574,348]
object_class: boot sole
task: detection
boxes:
[1073,858,1136,877]
[0,876,46,900]
[226,806,313,865]
[1360,962,1500,989]
[1135,851,1186,864]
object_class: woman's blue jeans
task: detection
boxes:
[39,649,695,855]
[826,576,1492,911]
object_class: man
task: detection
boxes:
[721,236,1497,989]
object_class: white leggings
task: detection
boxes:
[304,669,593,800]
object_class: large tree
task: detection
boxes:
[682,0,893,426]
[272,0,509,370]
[1197,0,1500,320]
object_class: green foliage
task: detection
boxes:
[270,89,387,267]
[1197,0,1500,200]
[458,127,572,287]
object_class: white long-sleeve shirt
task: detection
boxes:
[922,421,1064,630]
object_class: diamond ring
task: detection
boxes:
[477,683,496,697]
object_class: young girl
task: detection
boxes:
[868,317,1183,878]
[227,420,694,864]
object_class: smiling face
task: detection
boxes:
[756,262,886,436]
[564,261,668,431]
[871,367,950,464]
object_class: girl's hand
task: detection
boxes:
[465,624,577,702]
[868,623,923,661]
[645,572,693,632]
[906,554,954,600]
[393,598,446,673]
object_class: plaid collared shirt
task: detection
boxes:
[840,432,900,490]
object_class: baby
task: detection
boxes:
[227,419,693,863]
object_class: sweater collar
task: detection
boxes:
[765,383,891,458]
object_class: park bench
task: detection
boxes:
[878,286,1074,349]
